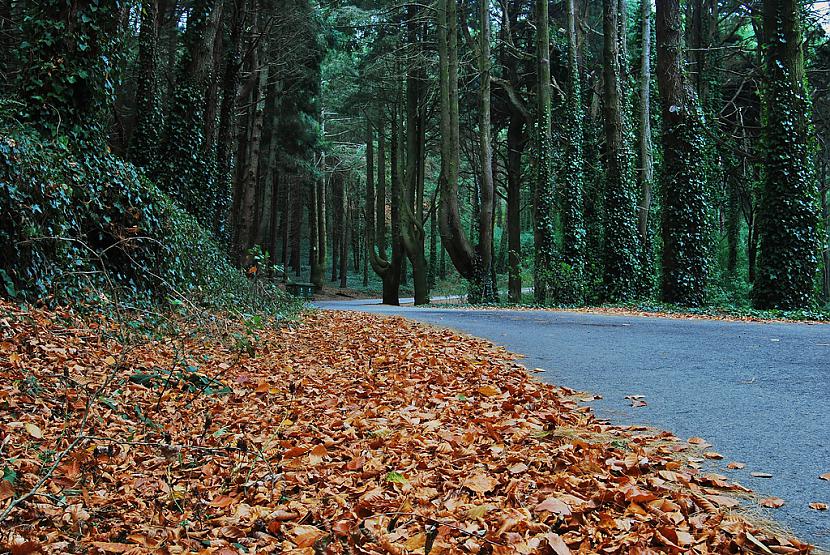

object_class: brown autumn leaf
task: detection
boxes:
[760,497,785,508]
[0,301,812,555]
[809,502,828,511]
[726,461,746,470]
[464,471,498,495]
[477,384,501,397]
[704,451,724,460]
[820,472,830,481]
[688,437,707,445]
[535,497,572,516]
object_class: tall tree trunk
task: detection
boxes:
[753,0,818,309]
[231,25,268,264]
[637,0,654,274]
[507,113,524,303]
[437,0,477,281]
[401,5,429,304]
[656,0,708,306]
[331,171,343,282]
[561,0,585,302]
[290,176,304,276]
[533,0,555,304]
[476,0,497,303]
[214,0,246,239]
[601,0,640,302]
[365,117,402,304]
[377,129,387,257]
[341,181,351,288]
[128,0,162,169]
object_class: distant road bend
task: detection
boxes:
[316,299,830,549]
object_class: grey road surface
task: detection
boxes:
[315,299,830,548]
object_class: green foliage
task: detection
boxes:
[16,0,123,147]
[0,123,296,315]
[754,15,819,310]
[660,113,709,307]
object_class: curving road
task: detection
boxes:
[316,299,830,549]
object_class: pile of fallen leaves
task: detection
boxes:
[0,300,815,554]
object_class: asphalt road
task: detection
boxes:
[316,299,830,549]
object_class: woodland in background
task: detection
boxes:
[1,0,829,312]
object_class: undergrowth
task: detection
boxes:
[0,110,299,318]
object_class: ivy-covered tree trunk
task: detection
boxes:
[561,0,585,303]
[213,0,246,239]
[601,0,640,302]
[533,0,556,304]
[128,0,162,168]
[158,0,221,222]
[656,0,708,307]
[636,0,654,284]
[18,0,122,146]
[753,0,818,309]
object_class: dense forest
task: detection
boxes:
[2,0,830,312]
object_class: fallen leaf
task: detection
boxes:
[477,384,501,397]
[820,472,830,481]
[726,462,745,470]
[809,502,828,510]
[759,497,785,508]
[535,497,572,516]
[704,451,723,460]
[464,472,497,495]
[24,423,42,439]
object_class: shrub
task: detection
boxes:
[0,122,295,316]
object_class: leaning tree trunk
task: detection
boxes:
[437,0,476,282]
[601,0,640,302]
[656,0,708,307]
[752,0,818,309]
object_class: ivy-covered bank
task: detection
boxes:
[0,122,293,314]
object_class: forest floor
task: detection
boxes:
[0,300,819,554]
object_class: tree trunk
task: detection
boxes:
[507,112,524,303]
[474,0,497,303]
[533,0,555,304]
[231,24,268,265]
[601,0,640,302]
[561,0,585,302]
[656,0,708,306]
[365,116,402,304]
[637,0,654,271]
[128,0,161,169]
[214,0,246,239]
[377,129,387,257]
[753,0,818,309]
[437,0,477,282]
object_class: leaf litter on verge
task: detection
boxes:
[0,301,817,554]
